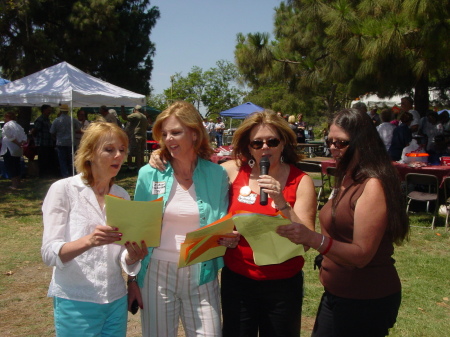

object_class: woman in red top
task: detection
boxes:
[277,108,409,337]
[221,110,316,337]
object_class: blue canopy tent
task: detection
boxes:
[0,78,10,85]
[219,102,264,119]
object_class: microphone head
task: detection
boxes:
[260,156,270,167]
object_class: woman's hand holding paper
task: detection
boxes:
[218,231,241,249]
[125,240,148,265]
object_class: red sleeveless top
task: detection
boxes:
[224,164,306,280]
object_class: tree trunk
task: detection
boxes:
[414,74,429,118]
[17,107,32,134]
[326,83,337,117]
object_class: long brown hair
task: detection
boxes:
[331,108,409,245]
[232,110,300,166]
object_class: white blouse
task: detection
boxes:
[0,120,27,157]
[41,174,140,304]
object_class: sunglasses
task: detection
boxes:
[249,138,281,150]
[326,139,350,149]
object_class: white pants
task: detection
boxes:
[141,258,221,337]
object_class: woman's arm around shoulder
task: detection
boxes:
[220,159,240,184]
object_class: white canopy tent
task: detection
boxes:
[351,94,403,109]
[351,91,442,109]
[0,61,146,176]
[0,61,146,107]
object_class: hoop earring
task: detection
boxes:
[280,156,284,163]
[248,158,255,168]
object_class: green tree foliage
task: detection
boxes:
[235,0,450,115]
[202,60,244,116]
[163,60,245,117]
[0,0,159,96]
[166,66,206,111]
[146,93,167,112]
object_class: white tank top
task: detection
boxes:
[152,178,200,263]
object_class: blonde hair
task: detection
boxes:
[74,122,128,186]
[232,110,300,166]
[152,101,213,161]
[288,115,296,123]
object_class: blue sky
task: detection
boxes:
[149,0,283,96]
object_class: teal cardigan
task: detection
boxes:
[135,157,229,287]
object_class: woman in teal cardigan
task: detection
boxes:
[128,101,230,337]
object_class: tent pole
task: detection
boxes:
[69,100,75,177]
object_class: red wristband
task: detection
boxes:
[321,237,333,255]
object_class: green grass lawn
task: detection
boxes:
[0,171,448,336]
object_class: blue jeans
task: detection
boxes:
[215,133,223,147]
[56,146,73,177]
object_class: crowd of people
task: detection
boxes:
[1,103,153,186]
[203,116,226,146]
[354,97,450,164]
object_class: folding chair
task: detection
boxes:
[405,173,439,229]
[443,177,450,231]
[296,162,324,209]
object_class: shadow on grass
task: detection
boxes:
[0,168,140,218]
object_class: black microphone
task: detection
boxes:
[259,156,270,205]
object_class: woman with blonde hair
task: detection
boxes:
[128,101,230,337]
[41,122,147,336]
[287,115,297,132]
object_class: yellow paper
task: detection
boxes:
[178,217,235,268]
[232,213,304,266]
[105,195,163,247]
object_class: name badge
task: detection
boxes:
[238,193,257,204]
[152,181,166,195]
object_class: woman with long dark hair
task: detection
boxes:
[277,108,409,337]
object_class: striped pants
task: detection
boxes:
[140,258,221,337]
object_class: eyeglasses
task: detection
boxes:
[249,138,281,150]
[326,139,350,149]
